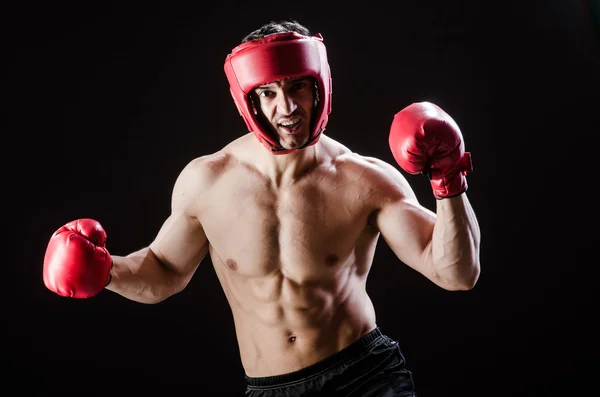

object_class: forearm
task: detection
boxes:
[106,247,186,304]
[431,193,481,290]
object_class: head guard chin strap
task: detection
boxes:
[224,32,332,154]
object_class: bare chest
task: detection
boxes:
[200,172,374,279]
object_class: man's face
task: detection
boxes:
[252,77,315,151]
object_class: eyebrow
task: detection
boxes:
[256,77,309,90]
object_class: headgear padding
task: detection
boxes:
[224,32,332,154]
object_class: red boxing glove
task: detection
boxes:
[43,218,113,298]
[389,101,473,199]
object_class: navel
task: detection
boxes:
[288,335,297,343]
[325,253,339,267]
[226,258,239,271]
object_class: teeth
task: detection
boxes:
[281,120,300,127]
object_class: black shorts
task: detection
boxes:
[244,327,416,397]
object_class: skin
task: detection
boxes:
[106,77,481,377]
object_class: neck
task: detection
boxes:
[256,142,319,188]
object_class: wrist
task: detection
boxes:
[429,152,472,199]
[104,260,114,288]
[431,173,468,199]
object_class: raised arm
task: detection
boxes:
[374,102,480,290]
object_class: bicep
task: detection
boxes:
[149,211,208,278]
[372,168,437,279]
[148,158,213,278]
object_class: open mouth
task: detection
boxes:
[278,119,302,134]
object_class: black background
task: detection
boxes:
[5,1,599,396]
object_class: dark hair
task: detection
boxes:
[241,20,312,43]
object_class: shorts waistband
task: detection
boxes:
[245,327,384,388]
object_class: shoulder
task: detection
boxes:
[177,151,233,186]
[175,134,253,187]
[172,133,258,194]
[169,150,236,210]
[325,141,417,201]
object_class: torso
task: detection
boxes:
[197,134,384,377]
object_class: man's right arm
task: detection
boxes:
[107,214,209,304]
[43,155,214,303]
[108,156,212,303]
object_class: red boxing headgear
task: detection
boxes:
[224,32,332,154]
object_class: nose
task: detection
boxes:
[276,93,297,116]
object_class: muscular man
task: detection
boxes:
[43,20,480,396]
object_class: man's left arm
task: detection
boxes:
[376,101,481,291]
[430,193,480,290]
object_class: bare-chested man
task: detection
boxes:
[43,20,480,397]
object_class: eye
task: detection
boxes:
[292,80,309,91]
[258,90,274,98]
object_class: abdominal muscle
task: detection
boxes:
[212,253,378,378]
